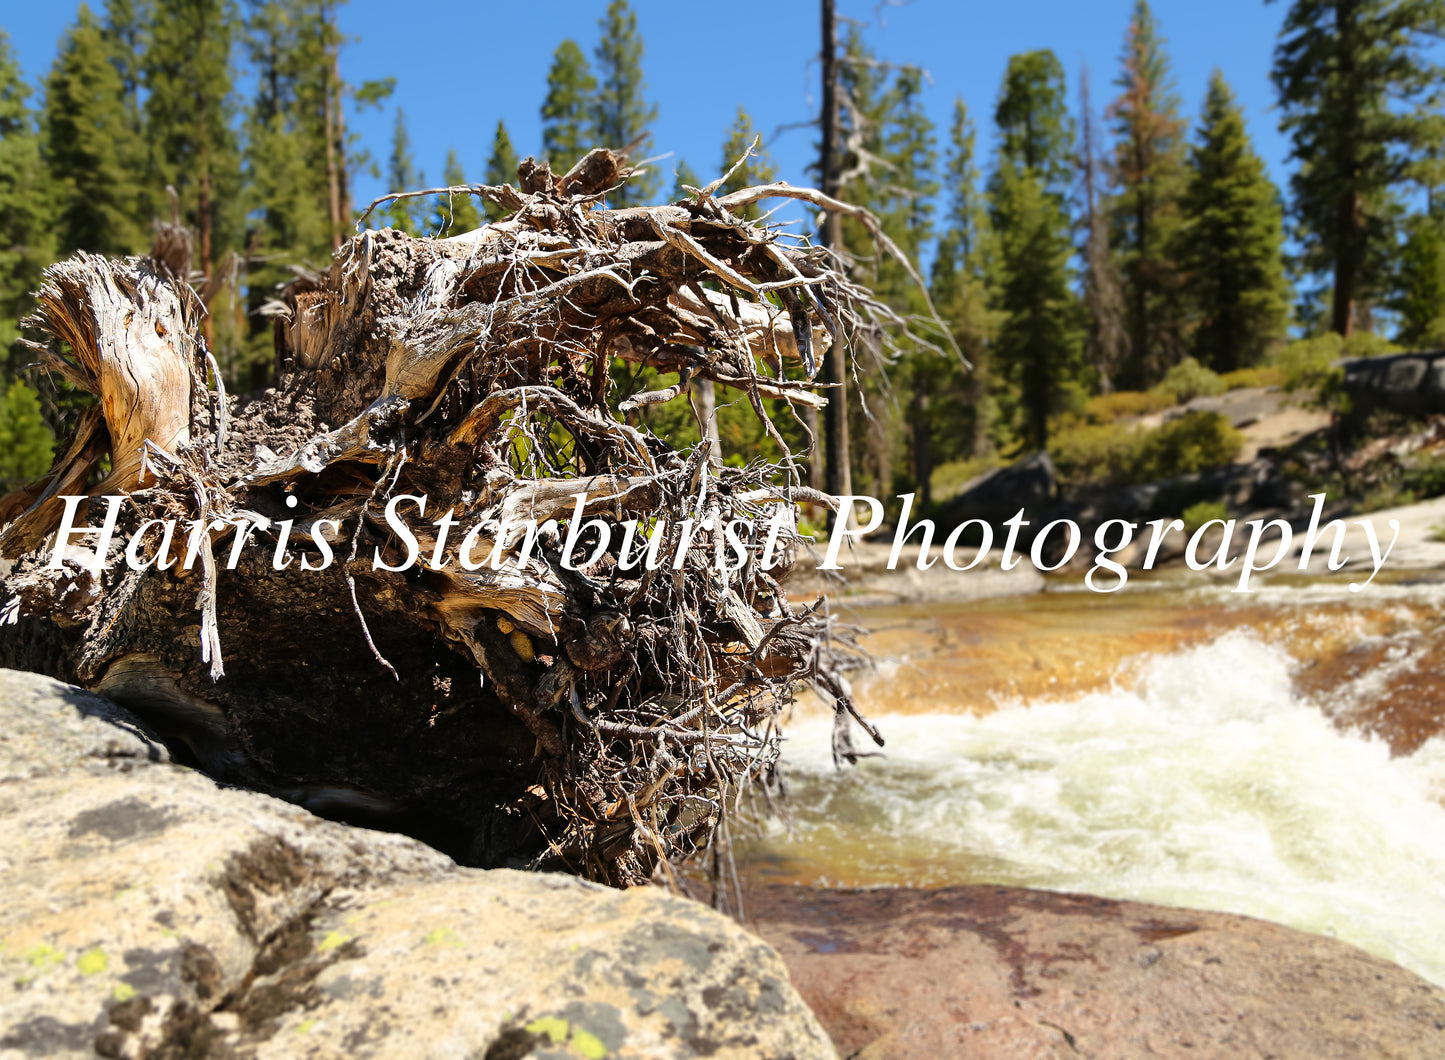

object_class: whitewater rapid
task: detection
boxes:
[764,632,1445,987]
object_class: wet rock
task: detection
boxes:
[0,670,834,1059]
[750,884,1445,1060]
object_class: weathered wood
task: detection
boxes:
[0,152,887,888]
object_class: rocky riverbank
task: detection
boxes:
[4,667,1444,1059]
[0,670,832,1059]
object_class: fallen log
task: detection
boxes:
[0,151,893,888]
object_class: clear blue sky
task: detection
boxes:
[3,1,1294,217]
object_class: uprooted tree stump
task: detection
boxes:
[0,151,925,888]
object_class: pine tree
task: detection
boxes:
[242,0,332,260]
[932,97,999,461]
[484,122,519,186]
[670,159,700,200]
[145,0,244,319]
[1078,66,1127,393]
[937,99,989,272]
[875,67,938,306]
[1396,109,1445,342]
[0,378,55,490]
[994,51,1075,194]
[592,0,658,205]
[103,0,149,131]
[431,148,481,234]
[482,121,519,223]
[833,25,892,214]
[718,107,776,218]
[1176,71,1290,371]
[384,107,421,233]
[831,30,939,297]
[237,0,391,387]
[877,65,939,498]
[1107,0,1187,387]
[990,50,1082,449]
[829,28,940,496]
[1272,0,1445,336]
[541,39,596,172]
[239,0,339,386]
[0,31,56,374]
[44,5,149,257]
[303,1,393,250]
[1394,213,1445,345]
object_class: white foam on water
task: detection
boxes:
[770,632,1445,986]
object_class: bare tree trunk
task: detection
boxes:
[1079,67,1125,394]
[801,403,822,491]
[818,0,852,513]
[1,153,893,887]
[1332,190,1359,337]
[694,377,723,467]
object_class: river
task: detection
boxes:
[742,573,1445,988]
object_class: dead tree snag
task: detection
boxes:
[0,151,914,887]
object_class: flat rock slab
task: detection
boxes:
[749,884,1445,1060]
[0,670,834,1059]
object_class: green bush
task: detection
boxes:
[1271,333,1399,400]
[1341,332,1401,358]
[1049,410,1244,487]
[1081,389,1174,424]
[1182,500,1229,530]
[1399,453,1445,500]
[1272,334,1343,394]
[1220,365,1283,390]
[1135,411,1245,480]
[1049,421,1147,484]
[1158,356,1226,403]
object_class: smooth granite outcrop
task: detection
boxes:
[752,883,1445,1060]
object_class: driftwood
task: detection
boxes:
[0,150,892,889]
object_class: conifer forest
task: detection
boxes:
[2,0,1444,511]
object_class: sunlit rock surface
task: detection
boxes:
[753,884,1445,1060]
[0,670,834,1060]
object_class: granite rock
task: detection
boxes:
[751,884,1445,1060]
[0,669,834,1060]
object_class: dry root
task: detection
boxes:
[1,150,895,888]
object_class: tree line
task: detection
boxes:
[1,0,1444,507]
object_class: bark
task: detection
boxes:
[0,152,902,887]
[1332,189,1359,337]
[818,0,853,511]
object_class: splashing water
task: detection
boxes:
[756,632,1445,987]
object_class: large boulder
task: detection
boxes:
[0,670,834,1060]
[939,450,1057,528]
[1342,349,1445,417]
[752,884,1445,1060]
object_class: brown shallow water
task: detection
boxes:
[824,573,1445,755]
